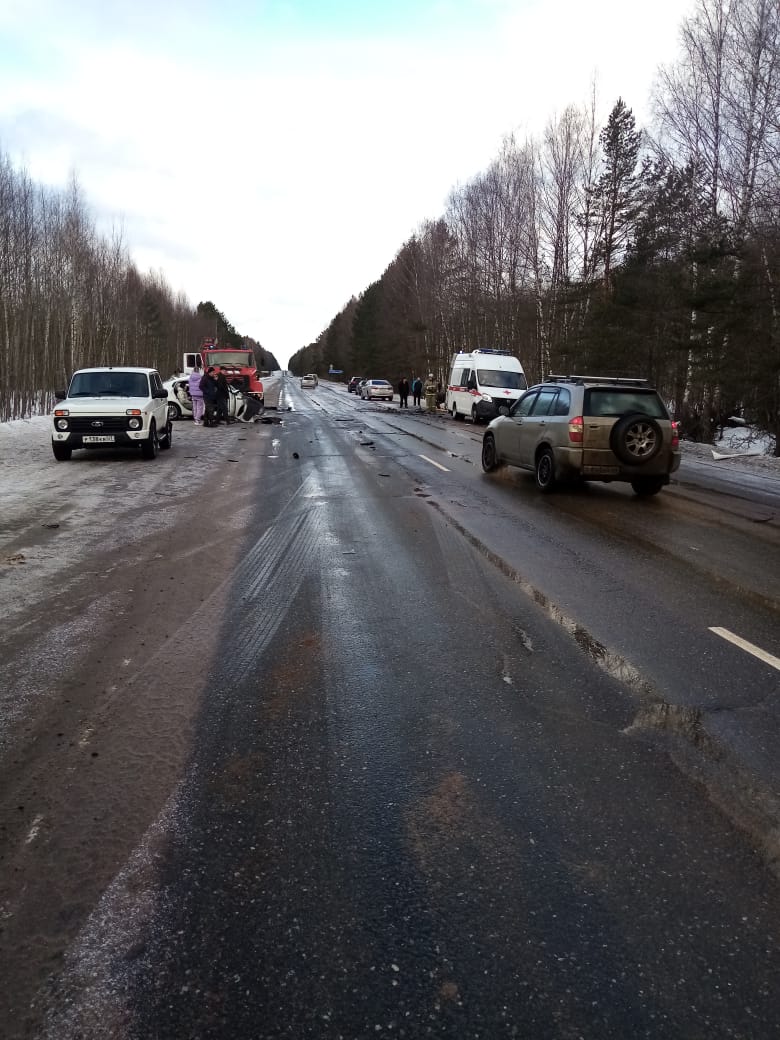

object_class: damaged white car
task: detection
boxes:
[163,376,263,423]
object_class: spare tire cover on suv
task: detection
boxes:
[609,413,662,465]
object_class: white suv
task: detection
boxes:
[51,366,173,461]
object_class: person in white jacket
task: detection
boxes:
[188,363,205,424]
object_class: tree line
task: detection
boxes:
[291,0,779,452]
[0,162,277,421]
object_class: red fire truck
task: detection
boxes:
[183,338,264,406]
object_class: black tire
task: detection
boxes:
[141,423,159,460]
[167,401,182,421]
[451,403,462,421]
[160,420,173,450]
[471,405,479,423]
[481,433,502,472]
[52,442,71,461]
[610,413,662,466]
[535,447,557,492]
[631,476,665,497]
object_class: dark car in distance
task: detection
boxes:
[348,376,365,394]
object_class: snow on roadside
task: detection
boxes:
[680,428,780,476]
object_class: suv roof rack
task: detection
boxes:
[546,374,650,387]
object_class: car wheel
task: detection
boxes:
[52,442,71,461]
[141,422,159,459]
[481,433,502,472]
[631,476,665,496]
[451,403,461,421]
[471,405,479,423]
[610,413,662,466]
[160,420,173,450]
[167,401,182,421]
[535,448,557,492]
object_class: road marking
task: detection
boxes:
[25,814,44,845]
[419,454,449,472]
[709,627,780,672]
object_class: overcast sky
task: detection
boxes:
[0,0,689,369]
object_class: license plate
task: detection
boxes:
[83,435,115,444]
[583,465,619,475]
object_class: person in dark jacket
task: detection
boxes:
[200,367,218,426]
[215,369,231,424]
[397,377,409,408]
[412,376,423,407]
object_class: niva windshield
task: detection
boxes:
[69,372,150,397]
[476,368,527,390]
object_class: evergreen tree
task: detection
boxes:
[591,99,642,288]
[196,300,242,348]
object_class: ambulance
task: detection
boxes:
[446,349,527,422]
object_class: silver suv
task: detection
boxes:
[51,366,173,461]
[481,375,680,496]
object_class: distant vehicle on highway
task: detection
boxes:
[347,376,365,393]
[360,379,394,402]
[300,374,318,389]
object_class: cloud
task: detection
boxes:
[0,0,687,366]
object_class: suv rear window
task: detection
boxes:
[584,389,667,419]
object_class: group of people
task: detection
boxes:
[397,376,424,408]
[188,363,234,426]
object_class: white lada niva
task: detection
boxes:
[51,366,173,461]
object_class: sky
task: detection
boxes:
[0,0,690,370]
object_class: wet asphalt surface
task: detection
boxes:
[2,381,780,1038]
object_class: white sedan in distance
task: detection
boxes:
[360,379,394,402]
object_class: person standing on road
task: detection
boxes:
[188,362,205,424]
[412,376,423,408]
[398,376,409,409]
[215,369,231,424]
[200,366,218,426]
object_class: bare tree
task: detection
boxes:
[536,104,588,370]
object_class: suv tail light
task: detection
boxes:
[568,415,583,443]
[671,421,679,449]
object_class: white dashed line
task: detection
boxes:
[709,627,780,672]
[419,454,449,472]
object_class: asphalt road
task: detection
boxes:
[0,376,778,1039]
